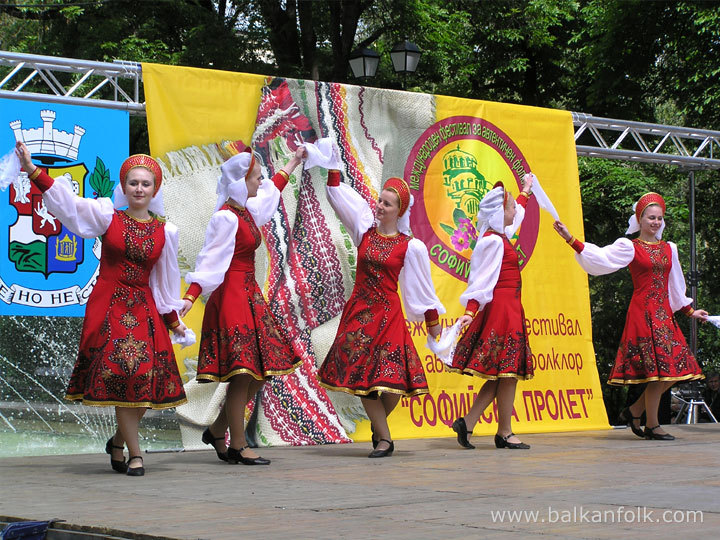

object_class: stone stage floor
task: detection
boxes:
[2,424,719,539]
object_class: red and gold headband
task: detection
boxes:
[246,148,257,179]
[635,192,665,222]
[493,181,511,206]
[383,177,411,216]
[120,154,162,194]
[217,139,256,179]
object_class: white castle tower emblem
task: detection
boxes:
[10,110,85,160]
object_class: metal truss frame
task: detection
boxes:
[4,52,720,169]
[572,112,720,170]
[0,51,143,113]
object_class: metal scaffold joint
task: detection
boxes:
[572,112,720,170]
[0,50,144,114]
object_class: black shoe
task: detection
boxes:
[370,424,378,449]
[618,407,645,438]
[368,439,394,458]
[227,446,271,465]
[105,436,127,474]
[494,433,530,449]
[452,417,475,449]
[126,456,145,476]
[644,425,675,441]
[202,427,229,462]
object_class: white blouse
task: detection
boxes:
[575,237,693,312]
[41,178,184,315]
[326,182,445,321]
[460,201,527,310]
[185,180,282,296]
[460,234,504,311]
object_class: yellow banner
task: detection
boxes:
[378,95,607,442]
[143,65,608,448]
[143,63,265,157]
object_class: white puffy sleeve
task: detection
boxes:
[575,237,635,275]
[399,238,446,321]
[246,179,281,227]
[149,221,185,315]
[668,242,693,312]
[41,176,114,238]
[184,210,238,296]
[460,234,504,311]
[326,183,375,246]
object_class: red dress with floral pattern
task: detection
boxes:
[196,204,301,381]
[449,231,533,380]
[65,211,187,408]
[318,228,429,397]
[608,239,702,385]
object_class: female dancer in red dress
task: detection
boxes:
[554,192,707,440]
[16,141,187,476]
[318,172,444,458]
[449,175,535,450]
[180,144,306,465]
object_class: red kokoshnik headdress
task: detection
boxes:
[217,140,257,179]
[492,181,511,206]
[383,177,411,216]
[635,192,666,222]
[120,154,163,194]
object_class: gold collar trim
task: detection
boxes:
[123,211,153,223]
[376,228,400,238]
[226,200,246,212]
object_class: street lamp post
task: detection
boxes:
[348,47,380,80]
[348,40,422,88]
[390,40,422,74]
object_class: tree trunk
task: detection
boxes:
[329,0,369,83]
[298,0,318,80]
[259,0,302,77]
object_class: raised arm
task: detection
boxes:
[325,170,375,246]
[553,221,635,275]
[16,141,113,238]
[246,145,305,227]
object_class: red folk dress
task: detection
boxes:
[317,172,444,397]
[31,169,187,409]
[569,236,703,385]
[185,174,301,382]
[449,194,533,381]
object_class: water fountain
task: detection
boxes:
[0,315,183,457]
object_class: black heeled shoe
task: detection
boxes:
[368,439,394,458]
[618,407,645,438]
[227,446,271,465]
[202,427,229,462]
[105,436,127,474]
[452,417,475,449]
[370,424,378,449]
[644,425,675,441]
[494,433,530,449]
[126,456,145,477]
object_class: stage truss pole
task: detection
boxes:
[0,50,143,114]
